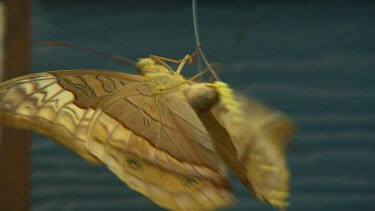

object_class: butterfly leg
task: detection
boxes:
[207,64,222,82]
[149,46,201,73]
[149,46,201,65]
[158,63,216,91]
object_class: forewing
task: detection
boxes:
[86,82,235,211]
[0,70,147,163]
[213,94,296,209]
[197,111,254,196]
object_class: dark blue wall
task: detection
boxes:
[31,1,375,210]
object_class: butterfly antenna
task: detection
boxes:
[40,41,136,67]
[192,0,220,81]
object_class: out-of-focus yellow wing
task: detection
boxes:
[212,93,296,210]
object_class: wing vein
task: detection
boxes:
[161,125,216,207]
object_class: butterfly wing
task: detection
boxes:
[86,82,235,211]
[197,110,254,195]
[181,82,252,195]
[212,94,296,210]
[0,70,148,163]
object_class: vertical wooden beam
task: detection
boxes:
[0,0,31,210]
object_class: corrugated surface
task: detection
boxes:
[31,1,375,211]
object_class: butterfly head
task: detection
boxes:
[135,58,172,76]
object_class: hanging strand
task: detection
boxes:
[192,0,220,81]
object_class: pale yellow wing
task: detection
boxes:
[212,94,296,210]
[85,82,235,211]
[0,70,148,163]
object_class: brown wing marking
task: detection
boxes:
[51,70,149,108]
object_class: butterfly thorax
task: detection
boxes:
[135,58,189,92]
[135,57,233,112]
[150,72,185,86]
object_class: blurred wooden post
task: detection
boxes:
[0,0,31,211]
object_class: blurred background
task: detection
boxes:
[2,0,375,210]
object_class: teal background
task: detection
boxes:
[31,1,375,210]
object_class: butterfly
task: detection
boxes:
[0,52,258,211]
